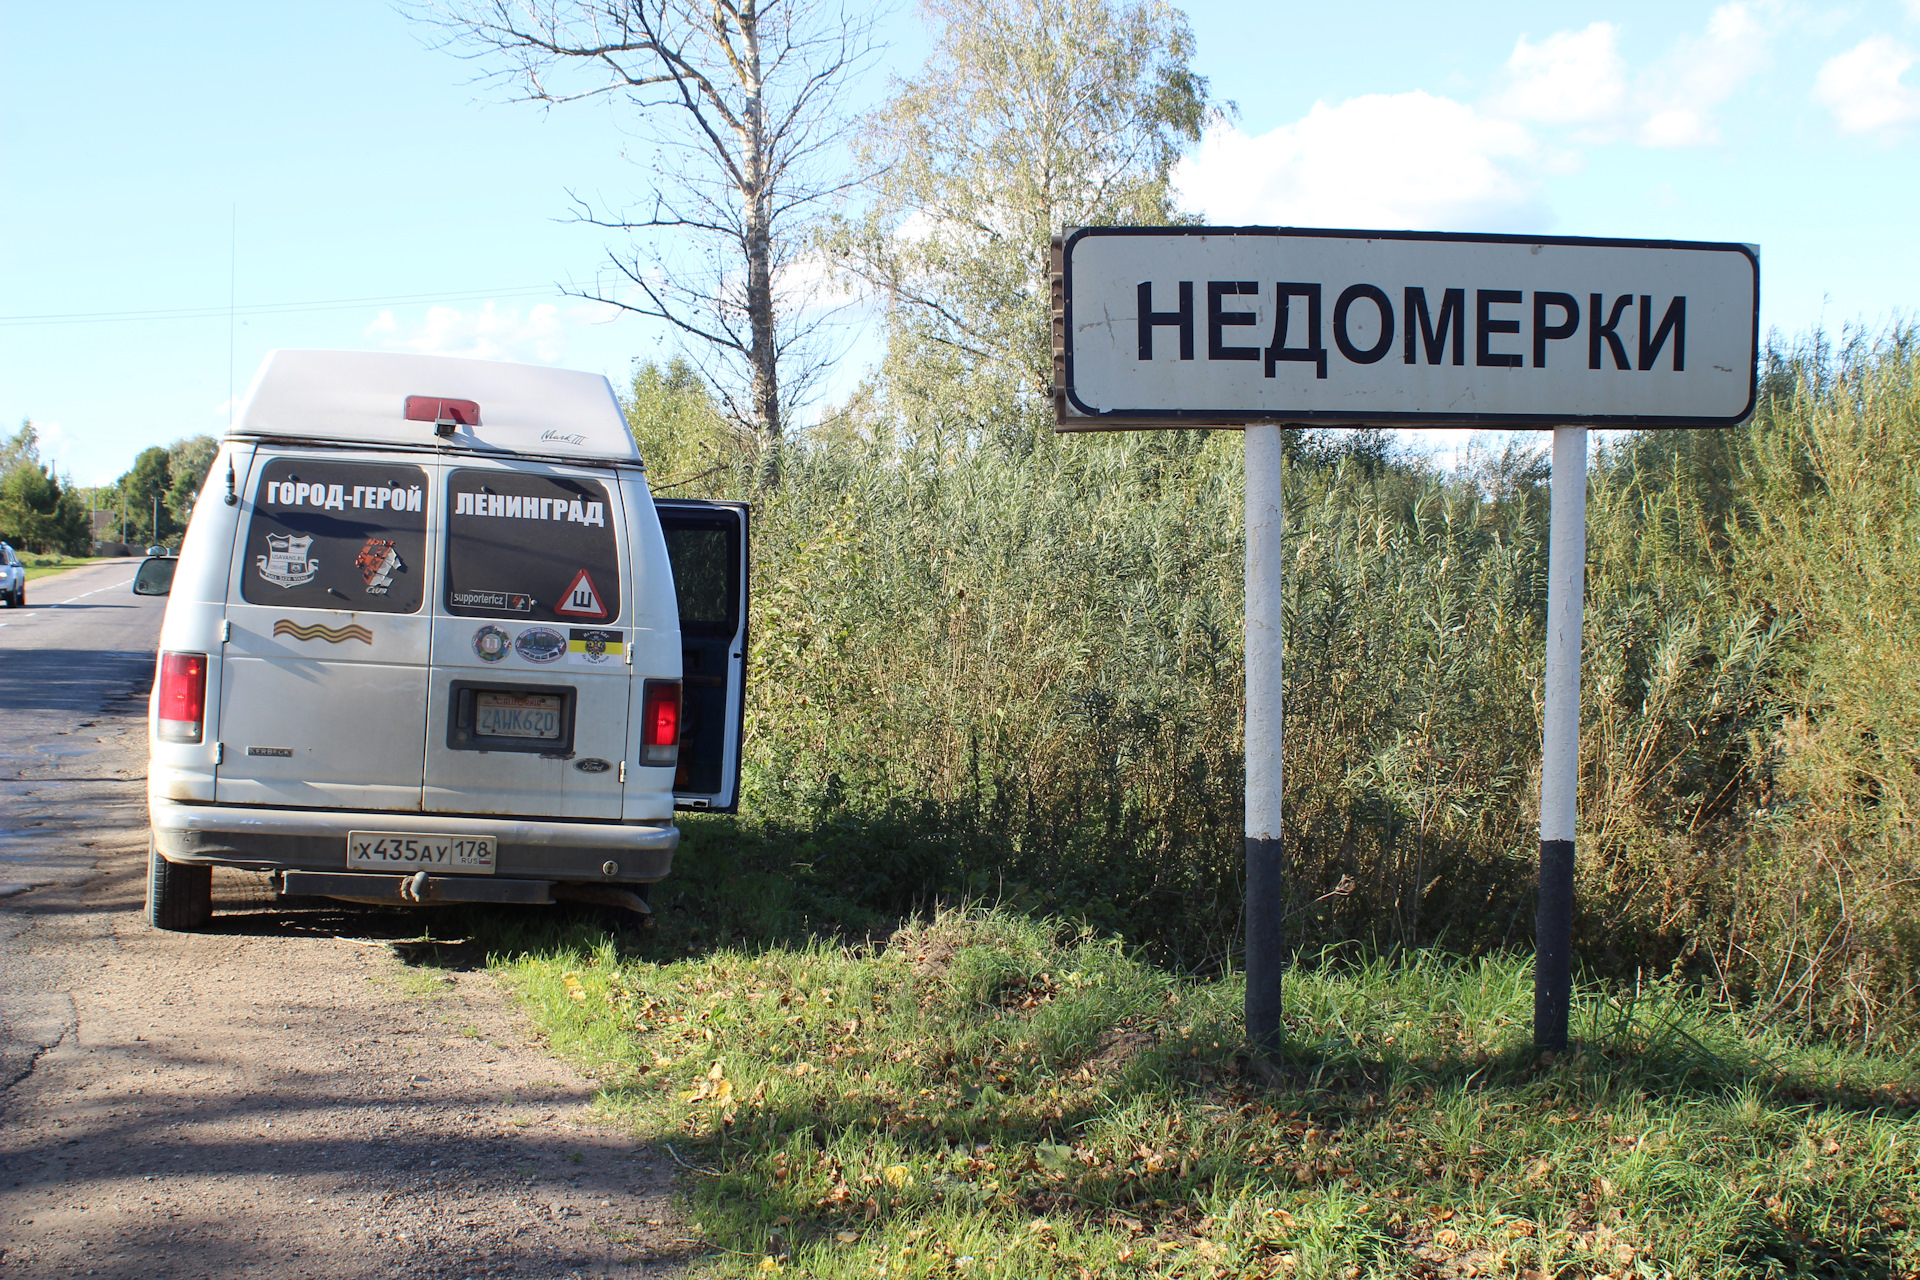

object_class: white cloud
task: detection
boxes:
[363,301,568,363]
[1814,35,1920,133]
[1173,92,1551,232]
[1634,1,1774,146]
[1492,4,1775,147]
[1493,23,1627,126]
[31,419,73,477]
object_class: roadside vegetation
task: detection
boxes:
[20,553,122,580]
[626,326,1920,1049]
[470,901,1920,1279]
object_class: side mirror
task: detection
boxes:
[132,556,177,597]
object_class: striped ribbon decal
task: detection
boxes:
[273,619,373,645]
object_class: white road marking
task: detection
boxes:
[53,578,136,606]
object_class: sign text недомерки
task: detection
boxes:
[1054,227,1758,429]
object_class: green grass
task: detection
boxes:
[472,906,1920,1279]
[21,553,120,581]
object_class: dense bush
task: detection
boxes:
[629,328,1920,1046]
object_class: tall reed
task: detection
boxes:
[628,329,1920,1044]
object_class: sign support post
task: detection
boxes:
[1534,425,1587,1054]
[1244,423,1286,1055]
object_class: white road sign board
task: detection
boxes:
[1053,227,1759,429]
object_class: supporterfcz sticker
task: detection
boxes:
[472,625,511,663]
[256,534,319,588]
[514,627,567,664]
[450,589,534,613]
[567,628,625,665]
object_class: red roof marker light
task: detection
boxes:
[403,396,481,437]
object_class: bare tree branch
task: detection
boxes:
[413,0,884,472]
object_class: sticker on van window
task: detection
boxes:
[451,589,533,613]
[443,469,620,625]
[553,569,607,620]
[256,534,320,588]
[514,627,567,664]
[243,460,427,614]
[568,628,624,665]
[472,625,511,663]
[355,538,403,595]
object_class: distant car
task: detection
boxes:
[0,542,23,607]
[146,545,169,557]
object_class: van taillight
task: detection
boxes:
[640,679,681,767]
[156,652,208,743]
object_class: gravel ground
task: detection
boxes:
[0,692,696,1279]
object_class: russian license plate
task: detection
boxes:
[474,690,562,740]
[347,831,496,875]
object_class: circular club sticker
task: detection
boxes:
[514,626,567,664]
[471,625,510,663]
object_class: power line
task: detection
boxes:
[0,285,576,327]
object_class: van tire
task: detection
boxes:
[147,839,212,931]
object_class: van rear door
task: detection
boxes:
[216,454,433,810]
[656,500,749,812]
[424,463,632,819]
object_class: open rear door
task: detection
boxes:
[655,500,748,812]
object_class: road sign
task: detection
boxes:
[1050,223,1760,1066]
[1052,227,1759,430]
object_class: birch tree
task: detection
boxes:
[836,0,1216,442]
[420,0,879,464]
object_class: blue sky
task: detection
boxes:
[3,0,1916,485]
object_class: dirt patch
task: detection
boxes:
[0,709,695,1278]
[1081,1026,1159,1077]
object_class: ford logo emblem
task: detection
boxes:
[574,758,612,774]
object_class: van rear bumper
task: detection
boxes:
[150,800,679,884]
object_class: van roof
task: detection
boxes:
[231,350,642,463]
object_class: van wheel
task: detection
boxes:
[147,839,212,931]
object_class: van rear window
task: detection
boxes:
[241,459,427,612]
[443,470,621,623]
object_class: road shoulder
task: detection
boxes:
[0,691,694,1279]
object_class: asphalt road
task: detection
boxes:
[0,560,160,896]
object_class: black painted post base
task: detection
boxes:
[1534,837,1575,1054]
[1245,834,1286,1058]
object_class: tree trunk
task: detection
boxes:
[739,5,781,482]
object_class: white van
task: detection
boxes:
[133,349,748,931]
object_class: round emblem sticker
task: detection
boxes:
[514,627,567,665]
[471,625,510,663]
